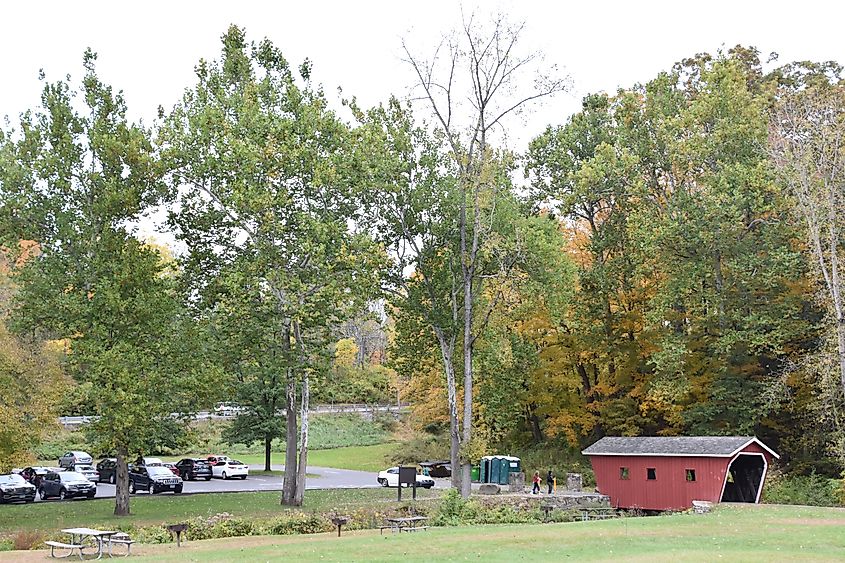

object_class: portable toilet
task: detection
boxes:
[479,456,491,483]
[480,455,521,484]
[490,457,502,484]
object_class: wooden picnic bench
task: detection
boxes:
[380,516,429,534]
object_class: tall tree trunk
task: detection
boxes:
[114,445,130,516]
[281,377,298,505]
[714,248,726,331]
[461,279,473,498]
[528,405,544,444]
[264,433,272,472]
[460,174,477,500]
[294,372,310,506]
[435,329,461,490]
[828,219,845,392]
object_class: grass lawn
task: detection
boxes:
[0,488,440,534]
[5,503,838,562]
[205,443,395,473]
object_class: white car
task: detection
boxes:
[207,456,249,480]
[377,467,435,489]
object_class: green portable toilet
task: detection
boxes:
[471,465,480,482]
[490,456,501,484]
[495,456,521,485]
[479,456,492,483]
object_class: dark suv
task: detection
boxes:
[175,458,212,481]
[39,471,96,500]
[128,465,183,494]
[96,458,117,484]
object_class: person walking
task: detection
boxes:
[532,471,541,494]
[547,469,555,494]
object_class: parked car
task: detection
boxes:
[0,474,36,503]
[207,456,249,480]
[135,457,164,467]
[206,455,230,467]
[58,451,93,468]
[69,464,99,482]
[39,471,96,500]
[377,467,435,489]
[20,466,55,488]
[128,465,183,494]
[175,458,213,481]
[96,458,117,484]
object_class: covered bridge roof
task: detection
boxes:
[582,436,779,459]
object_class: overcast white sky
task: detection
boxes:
[2,1,843,240]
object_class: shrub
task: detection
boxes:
[134,526,172,545]
[762,471,842,507]
[33,431,91,461]
[265,513,330,535]
[12,530,44,551]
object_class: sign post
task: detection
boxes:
[398,466,417,501]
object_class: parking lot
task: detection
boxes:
[27,465,449,503]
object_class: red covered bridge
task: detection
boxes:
[582,436,779,511]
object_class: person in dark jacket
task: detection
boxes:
[547,469,555,494]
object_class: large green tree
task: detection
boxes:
[0,51,208,515]
[161,27,383,505]
[526,48,814,446]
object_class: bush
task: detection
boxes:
[265,513,330,535]
[33,431,91,461]
[12,530,44,551]
[762,471,842,507]
[390,434,449,466]
[430,489,541,526]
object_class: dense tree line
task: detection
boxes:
[1,19,844,517]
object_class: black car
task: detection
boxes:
[175,458,213,481]
[128,465,183,494]
[96,458,117,484]
[39,471,96,500]
[0,474,36,503]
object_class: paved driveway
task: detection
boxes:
[33,465,390,502]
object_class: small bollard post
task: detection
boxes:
[166,523,188,547]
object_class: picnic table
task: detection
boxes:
[48,528,132,559]
[380,516,429,534]
[579,507,615,521]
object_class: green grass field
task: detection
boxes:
[0,488,440,534]
[3,503,840,562]
[181,443,395,473]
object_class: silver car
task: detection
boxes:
[70,464,99,482]
[58,451,93,468]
